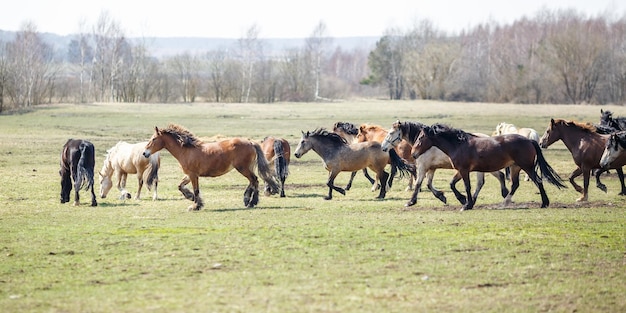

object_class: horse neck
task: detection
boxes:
[557,125,601,150]
[160,134,194,159]
[310,136,342,160]
[100,155,114,176]
[403,123,423,143]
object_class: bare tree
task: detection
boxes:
[305,21,333,101]
[237,24,262,103]
[91,11,126,102]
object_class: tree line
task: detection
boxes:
[1,9,625,112]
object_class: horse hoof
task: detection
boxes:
[323,196,332,200]
[404,200,416,207]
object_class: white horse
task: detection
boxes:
[99,141,160,200]
[493,122,540,181]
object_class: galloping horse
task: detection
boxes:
[600,109,626,131]
[413,124,565,211]
[357,124,416,190]
[382,120,508,207]
[294,128,415,200]
[60,139,97,206]
[260,136,290,197]
[332,121,376,189]
[600,131,626,168]
[540,118,626,201]
[100,141,160,200]
[493,122,540,181]
[143,124,279,211]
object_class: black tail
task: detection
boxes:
[77,142,95,191]
[533,141,566,189]
[388,148,417,180]
[273,140,289,181]
[253,143,281,192]
[146,152,160,189]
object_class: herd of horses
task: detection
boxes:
[59,109,626,211]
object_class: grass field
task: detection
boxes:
[0,101,624,312]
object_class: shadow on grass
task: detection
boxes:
[212,205,303,212]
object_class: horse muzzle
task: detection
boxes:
[294,153,302,158]
[143,150,151,158]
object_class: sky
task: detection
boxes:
[1,0,624,38]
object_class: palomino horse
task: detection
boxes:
[143,124,279,211]
[294,128,415,200]
[100,141,160,200]
[332,121,376,189]
[260,136,290,197]
[413,124,565,211]
[493,122,540,181]
[382,120,509,207]
[60,139,97,206]
[540,118,626,201]
[357,124,416,190]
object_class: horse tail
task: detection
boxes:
[146,152,160,188]
[273,140,289,181]
[77,142,95,191]
[532,141,566,189]
[253,143,281,192]
[388,148,416,179]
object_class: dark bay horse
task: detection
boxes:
[540,118,626,201]
[260,136,290,197]
[382,120,509,207]
[413,124,565,211]
[143,124,279,211]
[60,139,97,206]
[294,128,415,200]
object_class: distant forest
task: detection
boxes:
[1,8,625,112]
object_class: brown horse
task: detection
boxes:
[60,139,97,206]
[294,128,415,200]
[413,124,565,211]
[260,136,290,197]
[539,118,626,201]
[143,124,279,211]
[382,120,509,207]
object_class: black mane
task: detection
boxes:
[427,123,475,143]
[333,121,358,136]
[399,121,428,143]
[308,128,348,147]
[600,109,626,131]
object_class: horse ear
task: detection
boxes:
[550,118,555,125]
[155,126,160,134]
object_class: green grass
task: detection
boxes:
[0,101,625,312]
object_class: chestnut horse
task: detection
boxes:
[382,120,508,207]
[260,136,290,197]
[143,124,279,211]
[413,124,565,211]
[294,128,415,200]
[60,139,97,206]
[539,118,626,201]
[100,141,160,200]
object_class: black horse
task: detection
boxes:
[600,109,626,131]
[60,139,97,206]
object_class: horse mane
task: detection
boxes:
[398,121,427,142]
[308,128,348,146]
[333,122,358,136]
[553,118,597,133]
[429,123,475,143]
[162,124,202,147]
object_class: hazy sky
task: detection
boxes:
[2,0,624,38]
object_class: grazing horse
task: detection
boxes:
[413,124,565,211]
[332,121,376,189]
[260,136,290,197]
[99,141,160,200]
[540,118,626,201]
[357,124,416,190]
[382,120,508,207]
[59,139,97,206]
[143,124,279,211]
[294,128,415,200]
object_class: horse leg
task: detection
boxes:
[376,170,389,199]
[72,170,81,206]
[526,167,550,208]
[345,171,357,190]
[472,172,485,202]
[135,172,144,200]
[617,168,626,195]
[491,171,509,198]
[89,183,97,206]
[60,171,72,203]
[187,175,203,211]
[568,167,584,194]
[116,171,130,200]
[279,175,286,198]
[362,168,376,186]
[578,169,590,202]
[325,171,345,200]
[503,166,522,206]
[406,164,428,206]
[450,172,467,205]
[460,172,474,211]
[178,175,195,201]
[426,169,447,204]
[594,169,607,193]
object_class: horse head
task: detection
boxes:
[600,131,626,168]
[381,120,403,152]
[294,130,311,158]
